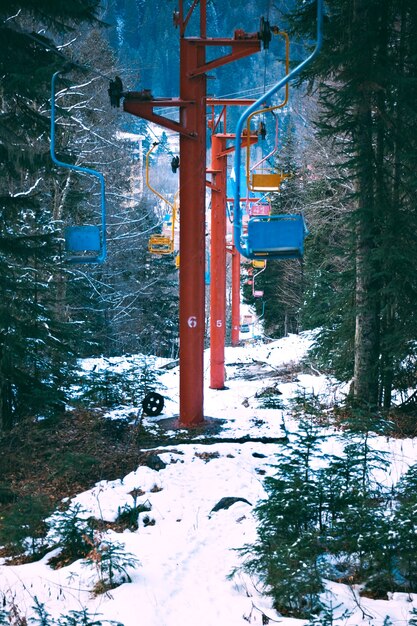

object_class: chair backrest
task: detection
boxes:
[65,226,101,252]
[250,172,285,192]
[247,214,305,259]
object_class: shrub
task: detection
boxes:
[74,357,163,410]
[115,501,151,531]
[0,494,51,558]
[84,537,140,594]
[48,504,94,568]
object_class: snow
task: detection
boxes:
[2,332,417,625]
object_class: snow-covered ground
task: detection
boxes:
[1,333,417,625]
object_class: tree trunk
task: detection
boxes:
[0,349,14,431]
[353,216,380,408]
[352,2,381,408]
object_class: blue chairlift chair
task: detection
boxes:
[50,72,106,263]
[233,0,323,260]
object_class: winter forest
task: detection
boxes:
[2,0,417,624]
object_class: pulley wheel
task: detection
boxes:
[259,16,272,50]
[142,392,165,417]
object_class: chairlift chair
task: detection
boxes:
[50,72,106,264]
[246,112,287,192]
[233,0,323,261]
[247,214,308,260]
[148,234,174,255]
[145,143,178,256]
[248,200,271,217]
[65,225,101,253]
[252,259,266,297]
[245,31,290,194]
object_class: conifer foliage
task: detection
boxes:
[241,403,417,619]
[0,1,101,429]
[290,0,417,408]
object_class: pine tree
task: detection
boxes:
[288,0,417,409]
[322,430,393,588]
[240,420,328,617]
[240,415,400,615]
[0,1,101,429]
[391,463,417,592]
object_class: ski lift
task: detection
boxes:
[148,234,174,255]
[252,259,266,297]
[145,143,178,255]
[50,72,106,263]
[248,199,271,217]
[246,110,289,192]
[233,0,323,260]
[205,249,210,285]
[245,31,290,193]
[247,214,308,259]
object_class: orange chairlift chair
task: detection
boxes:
[145,142,178,255]
[245,30,290,194]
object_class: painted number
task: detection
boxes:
[188,316,197,328]
[216,320,222,328]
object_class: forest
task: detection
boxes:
[1,0,417,623]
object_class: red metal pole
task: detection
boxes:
[122,1,261,424]
[231,242,241,346]
[209,134,227,389]
[178,37,206,425]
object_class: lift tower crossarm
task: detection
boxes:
[186,37,261,77]
[122,36,261,139]
[123,98,196,139]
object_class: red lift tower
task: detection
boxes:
[123,1,264,426]
[207,101,258,388]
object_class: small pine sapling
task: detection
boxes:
[56,607,124,625]
[306,600,351,625]
[48,504,95,567]
[0,610,9,625]
[84,536,140,594]
[239,420,328,617]
[321,431,392,588]
[0,495,51,559]
[392,463,417,592]
[30,596,53,626]
[115,500,151,530]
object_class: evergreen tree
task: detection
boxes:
[392,463,417,592]
[288,0,417,409]
[240,420,328,617]
[0,1,101,429]
[240,414,402,617]
[323,433,393,589]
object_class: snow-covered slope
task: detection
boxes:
[1,333,417,626]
